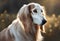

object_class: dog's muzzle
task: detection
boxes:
[41,19,47,25]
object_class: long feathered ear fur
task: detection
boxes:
[28,3,35,13]
[17,4,27,18]
[16,4,33,32]
[17,4,29,23]
[17,3,34,21]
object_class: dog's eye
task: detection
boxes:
[33,9,37,13]
[41,10,43,12]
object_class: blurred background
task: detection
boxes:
[0,0,60,41]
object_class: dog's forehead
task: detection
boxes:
[34,4,43,10]
[31,3,43,10]
[29,3,43,10]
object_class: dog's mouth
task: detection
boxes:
[34,20,47,33]
[40,20,47,31]
[34,24,43,29]
[40,25,43,31]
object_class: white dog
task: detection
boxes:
[0,3,47,41]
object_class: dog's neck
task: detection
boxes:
[19,16,43,41]
[9,18,43,41]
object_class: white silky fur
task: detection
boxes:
[30,3,45,25]
[0,3,46,41]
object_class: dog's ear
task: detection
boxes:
[28,5,32,13]
[17,4,27,18]
[28,4,35,13]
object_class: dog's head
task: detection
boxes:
[28,3,47,26]
[17,3,47,32]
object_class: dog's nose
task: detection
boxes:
[41,19,47,25]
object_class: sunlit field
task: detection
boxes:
[45,14,60,35]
